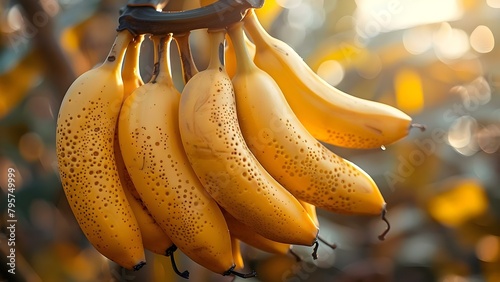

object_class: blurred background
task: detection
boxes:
[1,0,500,281]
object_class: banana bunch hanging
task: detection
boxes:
[56,0,421,279]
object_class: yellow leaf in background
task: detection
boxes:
[394,68,425,114]
[427,178,488,227]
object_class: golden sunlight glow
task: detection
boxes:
[487,0,500,8]
[394,68,424,114]
[354,0,462,38]
[317,60,344,86]
[403,26,433,55]
[427,179,487,227]
[476,235,499,262]
[470,25,495,53]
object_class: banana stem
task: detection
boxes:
[378,207,391,241]
[118,0,264,36]
[122,35,145,82]
[242,9,269,49]
[227,22,256,74]
[150,36,162,83]
[207,29,226,70]
[318,236,337,250]
[223,265,257,278]
[311,240,319,260]
[410,123,427,132]
[166,245,190,279]
[103,30,134,75]
[155,35,175,86]
[175,32,199,84]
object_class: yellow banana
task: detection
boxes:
[118,35,235,276]
[299,200,319,227]
[122,35,145,97]
[56,30,146,270]
[228,22,386,216]
[243,9,413,149]
[178,29,318,247]
[121,178,174,255]
[222,209,291,256]
[114,133,173,256]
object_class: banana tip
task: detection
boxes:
[410,123,427,132]
[133,261,146,271]
[377,204,391,241]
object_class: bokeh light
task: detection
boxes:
[317,60,344,86]
[470,25,495,54]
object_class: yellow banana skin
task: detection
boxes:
[178,29,318,246]
[56,30,146,270]
[228,23,386,215]
[118,35,234,275]
[299,200,319,227]
[114,138,173,256]
[222,209,291,255]
[244,10,412,149]
[121,178,174,255]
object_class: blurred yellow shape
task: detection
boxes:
[19,132,44,162]
[256,0,283,29]
[441,274,468,282]
[394,68,424,114]
[0,50,42,119]
[476,235,499,262]
[152,253,175,281]
[427,178,488,227]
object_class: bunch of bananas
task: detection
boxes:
[55,6,418,279]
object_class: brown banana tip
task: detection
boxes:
[289,249,302,262]
[410,123,427,132]
[133,261,146,271]
[311,240,319,260]
[318,236,337,250]
[378,205,391,241]
[166,245,190,279]
[223,265,257,278]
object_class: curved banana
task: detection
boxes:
[243,9,412,149]
[118,35,234,275]
[178,29,318,246]
[222,209,291,255]
[228,22,386,215]
[56,30,146,270]
[122,35,145,97]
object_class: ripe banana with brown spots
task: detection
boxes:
[244,9,413,149]
[178,29,318,247]
[118,35,236,276]
[56,30,146,270]
[228,22,386,216]
[222,209,291,256]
